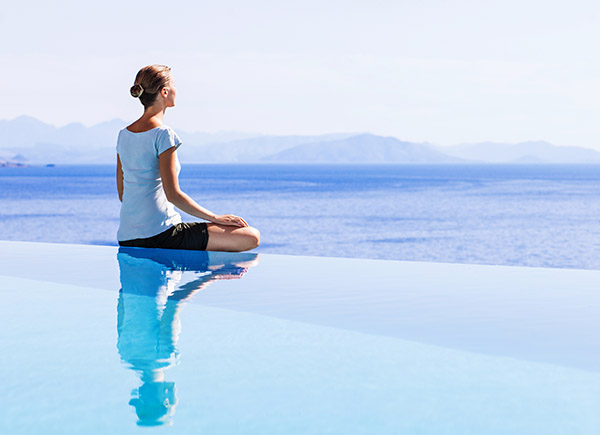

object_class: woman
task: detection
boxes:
[116,64,260,252]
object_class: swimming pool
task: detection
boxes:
[2,240,600,433]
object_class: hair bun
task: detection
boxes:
[130,84,144,98]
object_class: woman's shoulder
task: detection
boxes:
[121,124,165,134]
[117,124,180,153]
[118,125,172,139]
[155,125,177,134]
[124,117,177,133]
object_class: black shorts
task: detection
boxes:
[118,222,209,251]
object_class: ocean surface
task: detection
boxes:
[1,164,599,270]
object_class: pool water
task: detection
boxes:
[2,241,600,433]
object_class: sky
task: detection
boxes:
[1,0,599,147]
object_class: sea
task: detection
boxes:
[1,164,599,270]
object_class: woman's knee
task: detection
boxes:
[231,227,258,251]
[206,224,260,252]
[245,227,260,250]
[233,227,260,252]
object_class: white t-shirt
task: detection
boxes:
[116,125,183,241]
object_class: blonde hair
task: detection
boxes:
[130,65,172,108]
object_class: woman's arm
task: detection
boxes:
[159,148,248,227]
[116,154,123,202]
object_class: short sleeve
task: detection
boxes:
[155,127,182,156]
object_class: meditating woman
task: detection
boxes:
[116,64,260,251]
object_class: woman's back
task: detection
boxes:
[117,64,259,252]
[116,126,182,241]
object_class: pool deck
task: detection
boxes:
[2,240,600,433]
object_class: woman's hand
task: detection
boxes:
[210,214,249,228]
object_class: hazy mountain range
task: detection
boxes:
[1,115,599,165]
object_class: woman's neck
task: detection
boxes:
[127,106,167,132]
[142,106,166,125]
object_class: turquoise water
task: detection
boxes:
[2,241,600,433]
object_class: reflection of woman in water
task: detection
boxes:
[116,64,260,252]
[116,247,259,426]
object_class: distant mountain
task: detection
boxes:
[1,116,600,164]
[0,116,125,164]
[438,141,600,164]
[177,130,265,147]
[262,134,464,163]
[0,116,123,149]
[183,133,357,163]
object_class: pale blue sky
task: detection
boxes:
[2,0,599,147]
